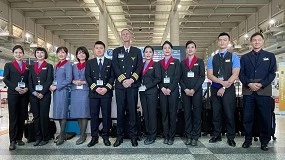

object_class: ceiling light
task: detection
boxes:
[244,34,249,38]
[228,43,232,47]
[269,19,275,25]
[25,33,30,38]
[178,4,181,8]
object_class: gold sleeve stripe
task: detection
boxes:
[106,83,112,89]
[132,73,139,80]
[118,74,126,82]
[90,83,97,90]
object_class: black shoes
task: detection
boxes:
[191,140,198,146]
[131,138,138,147]
[113,137,123,147]
[39,140,49,146]
[209,136,222,143]
[16,140,25,146]
[144,139,155,145]
[163,138,168,144]
[227,139,236,147]
[242,141,252,148]
[87,138,99,147]
[103,139,111,146]
[9,141,16,150]
[261,144,269,151]
[185,139,192,145]
[34,140,41,146]
[167,140,174,145]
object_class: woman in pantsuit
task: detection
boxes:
[180,41,205,146]
[158,41,180,145]
[3,45,29,150]
[70,46,90,145]
[29,47,54,146]
[49,46,72,145]
[139,46,161,145]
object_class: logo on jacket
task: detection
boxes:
[131,57,136,61]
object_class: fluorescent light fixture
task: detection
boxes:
[244,34,249,38]
[25,33,30,38]
[178,4,182,8]
[269,19,275,25]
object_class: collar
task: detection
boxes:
[96,57,104,62]
[124,46,131,51]
[218,49,228,54]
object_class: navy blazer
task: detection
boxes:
[239,49,276,96]
[85,57,115,98]
[140,62,161,95]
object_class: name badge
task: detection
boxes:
[18,82,25,88]
[42,67,47,70]
[53,81,57,86]
[164,77,170,84]
[35,85,43,91]
[139,85,146,92]
[76,85,83,90]
[218,76,224,81]
[187,71,194,78]
[97,80,103,86]
[225,59,231,62]
[118,54,124,58]
[263,57,269,61]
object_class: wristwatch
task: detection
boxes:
[222,87,226,90]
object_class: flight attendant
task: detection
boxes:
[207,32,240,147]
[85,41,114,147]
[139,46,161,145]
[29,47,53,146]
[49,46,72,145]
[180,41,205,146]
[158,41,180,145]
[70,46,90,145]
[3,45,29,150]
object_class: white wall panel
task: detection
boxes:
[25,18,34,34]
[12,9,23,27]
[258,5,269,24]
[247,14,256,31]
[0,1,9,21]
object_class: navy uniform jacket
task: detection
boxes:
[28,63,54,96]
[85,57,115,98]
[180,58,205,92]
[239,49,276,96]
[140,61,161,95]
[112,46,143,89]
[158,58,181,91]
[3,61,29,95]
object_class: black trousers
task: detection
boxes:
[140,92,157,140]
[159,87,179,140]
[210,86,236,139]
[89,97,112,139]
[30,94,51,141]
[115,87,138,138]
[7,94,29,142]
[243,93,272,144]
[182,89,202,140]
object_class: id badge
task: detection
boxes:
[139,85,146,92]
[164,77,170,84]
[97,80,103,86]
[187,71,194,78]
[76,85,83,90]
[35,85,43,91]
[118,54,124,58]
[218,76,224,81]
[18,82,25,88]
[53,81,57,86]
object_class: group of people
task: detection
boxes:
[3,29,276,152]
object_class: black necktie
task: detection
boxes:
[125,49,129,56]
[99,58,103,71]
[220,53,224,58]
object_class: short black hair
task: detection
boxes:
[250,32,264,41]
[218,32,230,39]
[75,46,89,62]
[94,41,106,49]
[162,40,173,49]
[34,47,48,59]
[185,40,196,48]
[56,46,68,54]
[12,45,24,54]
[143,45,154,53]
